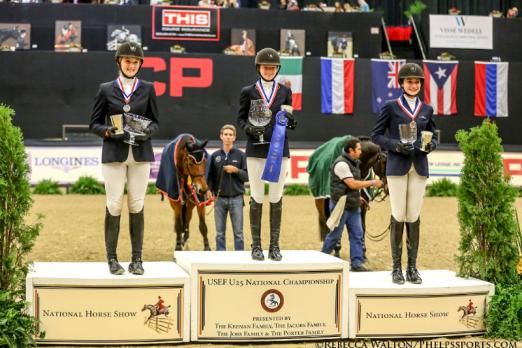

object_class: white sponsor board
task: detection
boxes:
[429,15,493,50]
[26,147,522,186]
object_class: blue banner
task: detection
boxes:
[262,111,287,183]
[371,59,405,113]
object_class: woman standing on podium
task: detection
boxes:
[371,63,437,285]
[90,41,159,275]
[237,47,297,262]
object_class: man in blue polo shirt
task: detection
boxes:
[208,125,249,251]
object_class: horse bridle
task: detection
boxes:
[180,150,212,207]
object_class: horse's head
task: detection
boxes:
[372,150,388,196]
[182,138,209,195]
[359,136,388,198]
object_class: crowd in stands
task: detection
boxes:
[1,0,519,20]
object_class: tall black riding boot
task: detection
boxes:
[269,199,283,261]
[105,208,124,275]
[390,216,405,284]
[250,198,264,261]
[406,218,422,284]
[128,209,145,275]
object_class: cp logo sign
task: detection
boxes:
[142,57,213,97]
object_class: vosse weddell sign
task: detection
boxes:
[429,15,493,50]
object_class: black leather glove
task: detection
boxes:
[245,125,264,137]
[133,127,151,142]
[395,142,414,155]
[285,112,297,130]
[106,126,124,140]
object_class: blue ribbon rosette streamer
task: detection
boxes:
[261,110,288,183]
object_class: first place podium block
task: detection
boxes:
[175,250,349,342]
[26,262,190,345]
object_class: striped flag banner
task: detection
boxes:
[320,58,355,114]
[276,57,303,111]
[423,60,459,115]
[474,61,509,117]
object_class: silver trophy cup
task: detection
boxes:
[123,113,152,146]
[398,122,417,145]
[248,99,272,145]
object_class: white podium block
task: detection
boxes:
[348,270,495,338]
[175,250,349,341]
[26,262,190,345]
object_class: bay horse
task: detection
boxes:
[156,134,213,253]
[307,136,388,258]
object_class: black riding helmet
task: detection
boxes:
[115,41,144,78]
[398,63,424,85]
[255,47,281,81]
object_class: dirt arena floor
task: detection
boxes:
[26,195,522,348]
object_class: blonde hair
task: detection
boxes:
[220,124,236,136]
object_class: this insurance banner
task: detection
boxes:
[152,5,220,41]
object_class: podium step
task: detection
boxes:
[348,270,494,338]
[26,262,190,345]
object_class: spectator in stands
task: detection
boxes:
[303,2,323,11]
[489,9,504,17]
[343,2,354,12]
[278,0,287,10]
[286,0,300,10]
[357,0,369,12]
[89,41,159,276]
[371,63,438,286]
[207,125,248,251]
[219,0,239,7]
[334,1,345,13]
[507,7,518,18]
[237,48,297,261]
[321,138,382,271]
[258,0,270,9]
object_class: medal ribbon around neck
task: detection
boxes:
[117,77,139,105]
[255,79,279,109]
[397,95,422,120]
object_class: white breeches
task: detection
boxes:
[247,157,289,204]
[102,147,151,216]
[387,165,427,223]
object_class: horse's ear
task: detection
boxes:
[200,139,208,149]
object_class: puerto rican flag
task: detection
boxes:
[474,61,509,117]
[423,60,458,115]
[321,58,355,114]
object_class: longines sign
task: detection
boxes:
[197,271,343,340]
[355,293,488,337]
[34,286,184,344]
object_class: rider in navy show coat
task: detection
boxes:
[371,62,438,286]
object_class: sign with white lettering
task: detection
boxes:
[429,15,492,49]
[25,147,522,186]
[197,272,343,340]
[356,293,488,337]
[34,286,184,344]
[152,6,220,41]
